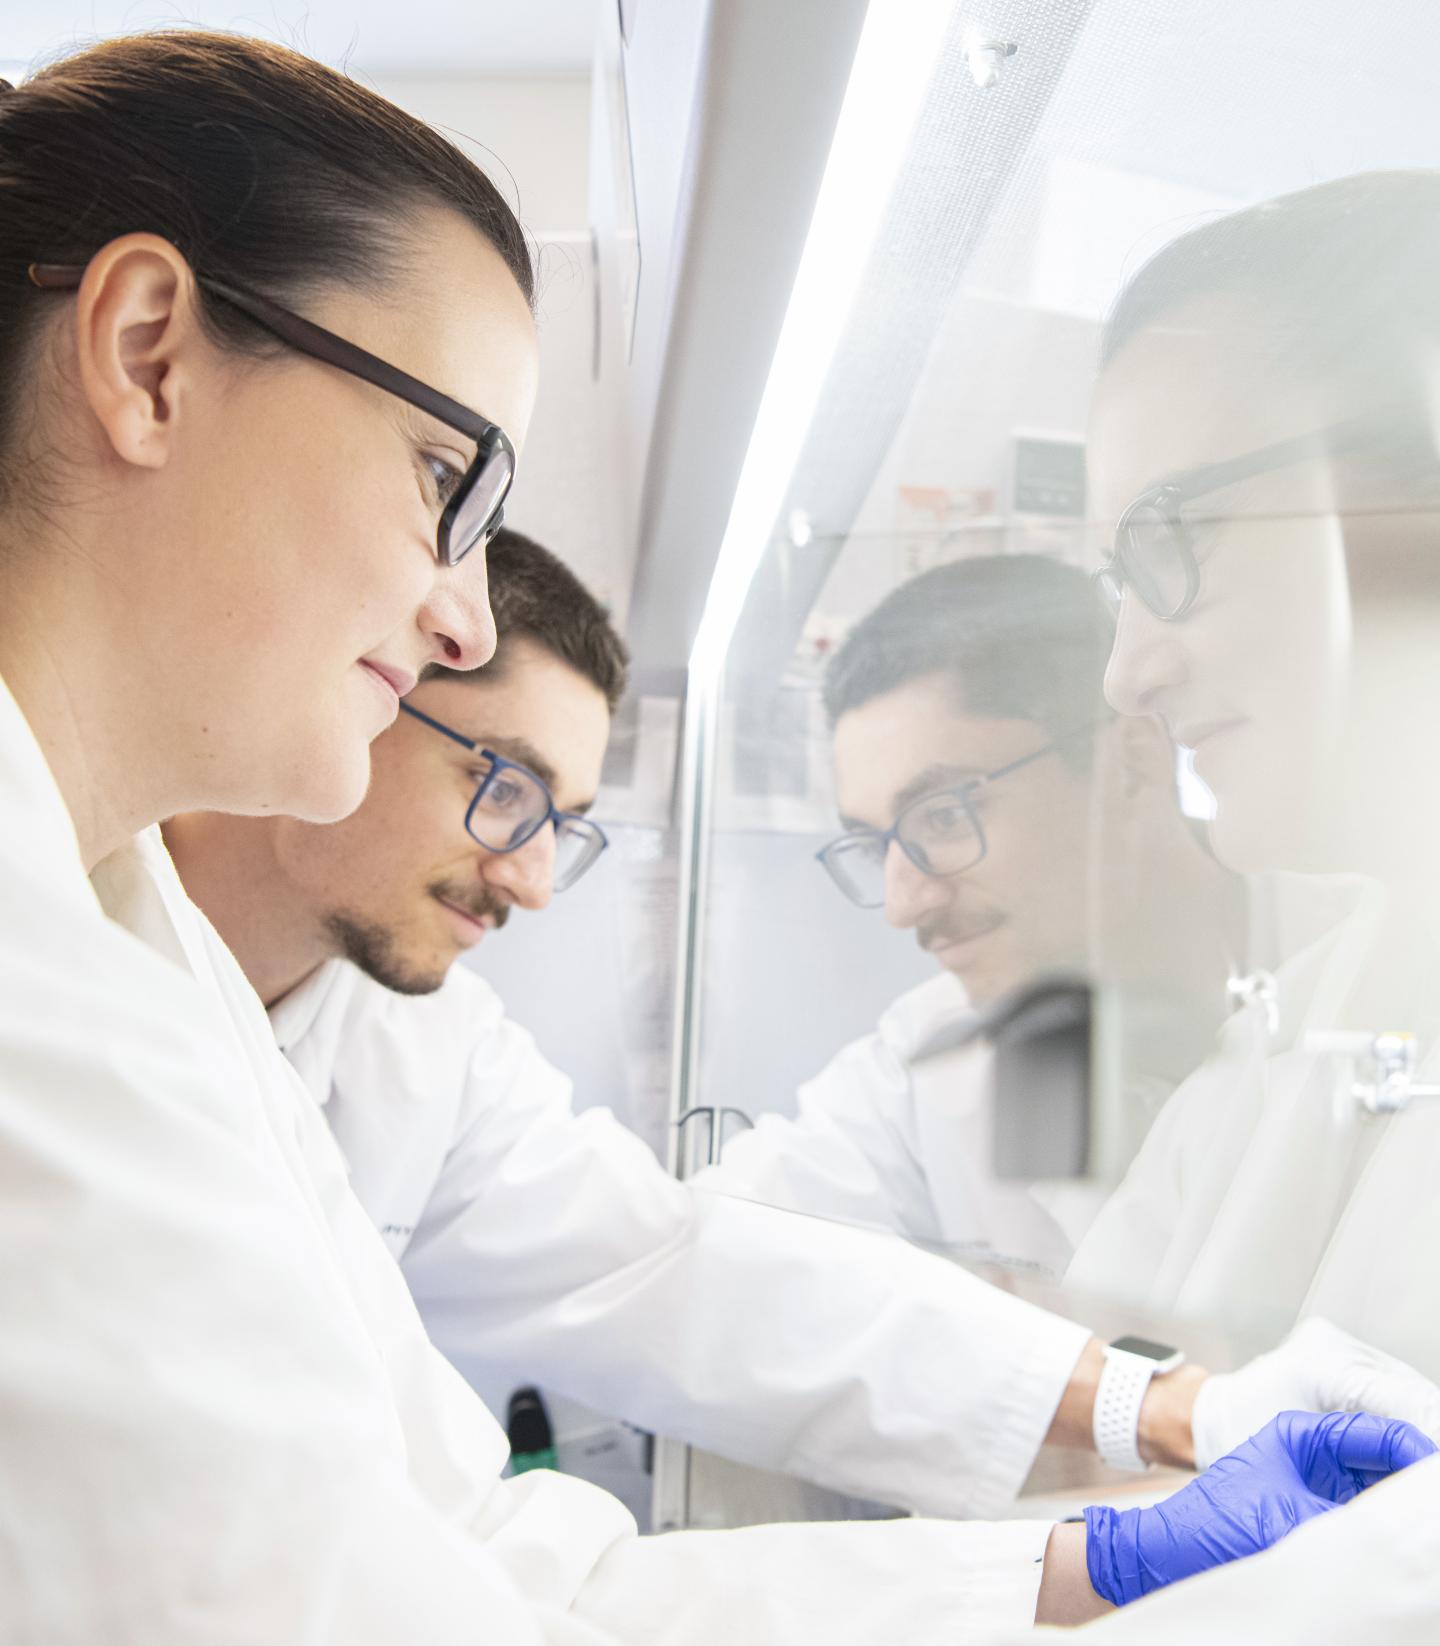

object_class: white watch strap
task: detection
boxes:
[1093,1348,1155,1473]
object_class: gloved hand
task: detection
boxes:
[1084,1409,1436,1607]
[1192,1318,1440,1469]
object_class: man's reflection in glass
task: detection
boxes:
[818,556,1105,1006]
[712,553,1243,1270]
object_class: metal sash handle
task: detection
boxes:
[675,1105,756,1168]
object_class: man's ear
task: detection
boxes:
[70,233,201,472]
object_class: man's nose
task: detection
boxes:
[882,840,952,930]
[479,824,555,911]
[1104,592,1187,717]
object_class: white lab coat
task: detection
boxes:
[0,669,1065,1642]
[273,957,1092,1519]
[1065,872,1440,1378]
[707,971,1108,1272]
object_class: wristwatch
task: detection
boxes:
[1092,1334,1186,1473]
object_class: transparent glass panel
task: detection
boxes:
[684,0,1440,1408]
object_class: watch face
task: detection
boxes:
[1111,1334,1178,1361]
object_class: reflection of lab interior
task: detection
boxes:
[475,0,1440,1550]
[12,0,1440,1636]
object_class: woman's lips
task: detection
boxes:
[359,659,418,702]
[1173,718,1246,751]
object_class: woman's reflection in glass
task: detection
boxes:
[1067,172,1440,1365]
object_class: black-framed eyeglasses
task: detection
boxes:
[1094,411,1429,623]
[27,261,514,567]
[816,739,1062,910]
[398,701,608,892]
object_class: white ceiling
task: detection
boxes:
[2,0,598,78]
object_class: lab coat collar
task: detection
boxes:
[268,958,356,1105]
[0,670,91,907]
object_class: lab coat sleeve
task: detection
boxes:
[399,1015,1091,1519]
[576,1518,1055,1644]
[262,1049,1064,1644]
[0,806,1060,1645]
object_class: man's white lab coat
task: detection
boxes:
[710,870,1440,1401]
[272,958,1091,1519]
[707,970,1110,1271]
[0,671,1074,1641]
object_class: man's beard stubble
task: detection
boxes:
[324,883,509,997]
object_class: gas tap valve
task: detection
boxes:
[1304,1030,1440,1115]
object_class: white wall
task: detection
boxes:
[1,1,593,79]
[377,75,617,607]
[374,75,591,232]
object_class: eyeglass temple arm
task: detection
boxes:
[984,717,1114,787]
[29,263,500,447]
[397,701,477,751]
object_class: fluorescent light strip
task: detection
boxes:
[688,0,954,680]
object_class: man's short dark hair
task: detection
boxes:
[824,555,1111,754]
[434,527,630,710]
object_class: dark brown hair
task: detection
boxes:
[463,527,629,711]
[0,31,534,491]
[824,554,1109,766]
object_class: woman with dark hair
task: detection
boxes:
[0,32,537,838]
[0,37,1424,1643]
[1073,171,1440,1367]
[1034,163,1440,1644]
[0,29,557,1639]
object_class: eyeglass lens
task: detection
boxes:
[822,835,889,908]
[902,790,985,873]
[553,820,605,892]
[467,762,549,850]
[1121,501,1193,618]
[464,764,605,891]
[445,448,514,566]
[823,793,985,908]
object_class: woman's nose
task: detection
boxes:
[422,552,498,672]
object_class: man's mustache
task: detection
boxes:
[431,884,510,930]
[917,904,1004,951]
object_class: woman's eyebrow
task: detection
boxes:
[405,403,478,463]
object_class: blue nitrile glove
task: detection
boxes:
[1084,1409,1436,1607]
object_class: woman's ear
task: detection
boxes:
[70,233,201,472]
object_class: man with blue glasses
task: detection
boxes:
[167,529,1115,1526]
[164,531,1440,1541]
[709,554,1241,1274]
[167,534,620,1004]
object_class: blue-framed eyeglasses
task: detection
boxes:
[398,701,609,892]
[816,740,1063,910]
